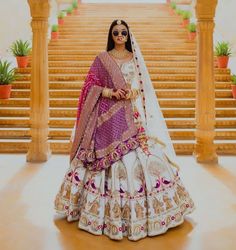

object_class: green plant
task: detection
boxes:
[72,0,78,9]
[51,24,58,32]
[0,60,18,85]
[10,39,31,57]
[181,10,191,19]
[58,11,64,19]
[214,42,232,57]
[170,2,177,9]
[231,74,236,85]
[67,6,73,14]
[187,23,196,32]
[176,9,184,15]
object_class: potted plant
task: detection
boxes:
[176,9,184,16]
[10,39,31,68]
[51,24,59,40]
[66,6,73,16]
[0,60,18,99]
[214,41,232,68]
[181,10,191,27]
[72,0,79,14]
[169,2,177,15]
[187,23,196,41]
[58,11,65,25]
[231,74,236,99]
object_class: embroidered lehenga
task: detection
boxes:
[54,31,195,241]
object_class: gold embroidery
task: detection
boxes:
[173,191,180,205]
[152,197,164,214]
[112,200,121,218]
[135,201,144,219]
[122,203,131,220]
[97,101,125,127]
[88,199,100,215]
[71,190,80,204]
[105,202,111,217]
[163,195,173,210]
[176,184,187,200]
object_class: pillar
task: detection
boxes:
[26,0,51,162]
[193,0,218,163]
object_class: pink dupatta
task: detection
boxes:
[70,51,140,171]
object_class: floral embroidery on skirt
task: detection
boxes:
[54,141,195,241]
[54,59,195,241]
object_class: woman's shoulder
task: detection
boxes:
[97,50,107,57]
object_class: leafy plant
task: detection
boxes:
[176,9,184,15]
[67,6,73,14]
[72,0,78,9]
[10,39,31,57]
[214,42,232,57]
[187,23,196,32]
[0,60,18,85]
[170,2,177,9]
[231,74,236,85]
[51,24,58,32]
[58,11,64,19]
[181,10,191,20]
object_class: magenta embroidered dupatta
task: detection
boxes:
[70,51,139,171]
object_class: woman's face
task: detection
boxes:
[111,24,128,46]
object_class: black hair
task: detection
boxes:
[106,19,132,52]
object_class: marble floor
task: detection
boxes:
[0,154,236,250]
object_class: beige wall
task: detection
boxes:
[189,0,236,74]
[0,0,235,73]
[0,0,58,66]
[215,0,236,74]
[0,0,31,64]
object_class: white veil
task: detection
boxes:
[129,29,178,163]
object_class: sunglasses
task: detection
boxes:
[112,30,128,37]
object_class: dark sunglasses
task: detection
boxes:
[112,30,128,37]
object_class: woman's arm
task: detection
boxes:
[102,87,126,100]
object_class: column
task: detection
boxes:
[26,0,51,162]
[193,0,218,163]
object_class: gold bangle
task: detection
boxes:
[102,88,113,99]
[126,89,140,99]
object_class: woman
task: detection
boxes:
[54,19,195,241]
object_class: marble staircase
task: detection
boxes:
[0,3,235,154]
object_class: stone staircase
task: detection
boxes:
[0,3,236,154]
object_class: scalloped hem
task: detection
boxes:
[76,205,195,241]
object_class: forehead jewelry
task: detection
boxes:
[116,19,122,25]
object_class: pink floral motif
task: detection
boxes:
[133,111,140,119]
[138,126,145,133]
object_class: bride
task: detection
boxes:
[54,19,195,241]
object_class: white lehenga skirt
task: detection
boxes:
[54,136,195,241]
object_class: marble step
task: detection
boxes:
[1,108,236,118]
[0,139,235,155]
[1,118,236,129]
[48,44,197,49]
[43,61,197,68]
[1,128,236,140]
[16,67,230,75]
[47,50,197,56]
[49,40,196,47]
[7,89,233,99]
[47,55,197,61]
[1,98,236,108]
[13,74,231,82]
[11,81,231,90]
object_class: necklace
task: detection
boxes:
[110,48,130,59]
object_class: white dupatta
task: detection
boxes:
[129,30,178,164]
